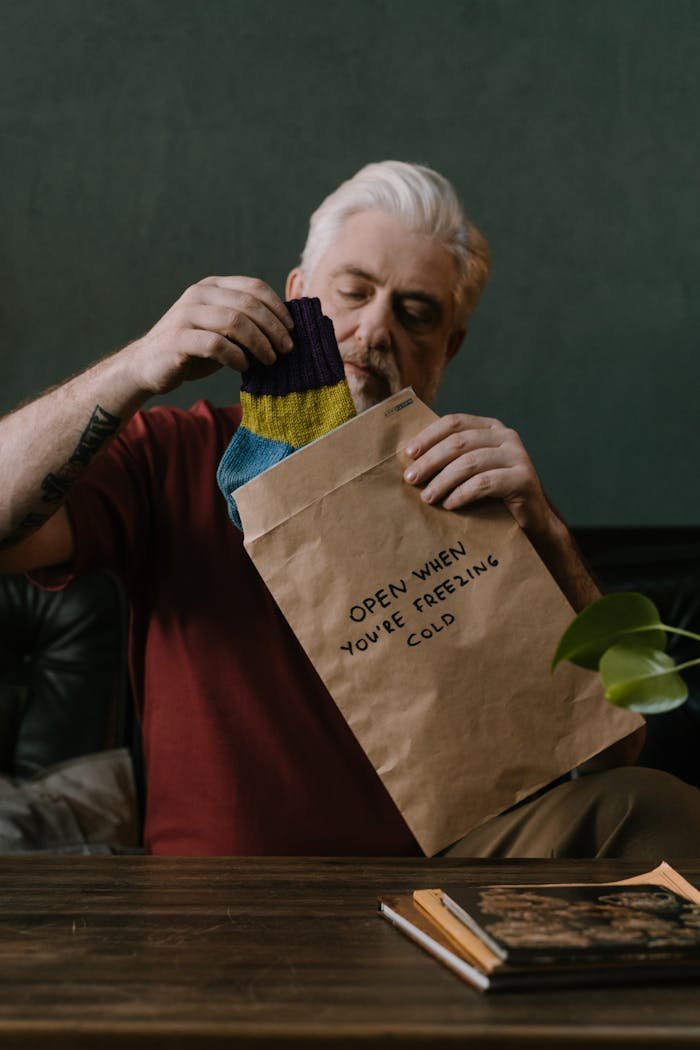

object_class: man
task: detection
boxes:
[0,161,697,856]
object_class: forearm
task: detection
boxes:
[527,510,647,772]
[525,509,600,613]
[0,345,148,549]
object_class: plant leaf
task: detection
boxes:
[551,592,666,671]
[600,639,688,714]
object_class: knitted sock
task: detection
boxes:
[216,297,356,529]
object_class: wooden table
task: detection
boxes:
[1,856,699,1049]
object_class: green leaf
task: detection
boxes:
[600,640,688,714]
[551,592,666,671]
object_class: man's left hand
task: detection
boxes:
[403,413,555,540]
[403,412,602,612]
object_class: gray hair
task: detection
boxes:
[300,160,490,327]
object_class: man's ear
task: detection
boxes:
[285,267,305,300]
[446,327,466,364]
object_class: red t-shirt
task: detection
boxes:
[38,401,420,857]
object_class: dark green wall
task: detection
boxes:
[2,0,699,525]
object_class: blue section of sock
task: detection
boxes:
[216,426,294,529]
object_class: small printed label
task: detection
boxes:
[384,397,414,417]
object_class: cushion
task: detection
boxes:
[0,748,139,854]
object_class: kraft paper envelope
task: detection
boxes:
[235,388,642,856]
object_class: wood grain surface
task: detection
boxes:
[0,855,698,1049]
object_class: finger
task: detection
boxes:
[188,285,294,356]
[199,276,294,331]
[404,413,503,459]
[439,469,507,511]
[440,464,535,512]
[418,448,511,505]
[403,429,503,486]
[187,304,277,365]
[182,328,253,373]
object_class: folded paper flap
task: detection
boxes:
[237,389,436,539]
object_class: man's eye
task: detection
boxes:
[394,295,440,330]
[400,306,434,328]
[338,288,367,301]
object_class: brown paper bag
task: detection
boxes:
[235,389,641,856]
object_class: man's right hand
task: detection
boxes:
[0,275,294,572]
[125,276,295,396]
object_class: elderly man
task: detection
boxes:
[1,161,697,856]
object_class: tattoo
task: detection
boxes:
[40,404,121,505]
[41,462,84,504]
[0,512,49,551]
[69,405,121,467]
[0,405,121,550]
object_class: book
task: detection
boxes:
[379,862,700,993]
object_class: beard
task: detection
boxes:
[340,345,403,413]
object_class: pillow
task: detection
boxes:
[0,748,139,854]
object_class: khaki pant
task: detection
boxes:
[442,767,700,862]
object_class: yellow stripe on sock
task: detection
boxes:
[241,382,356,447]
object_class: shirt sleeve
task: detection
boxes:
[29,399,239,595]
[30,408,167,593]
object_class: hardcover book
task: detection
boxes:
[379,862,700,993]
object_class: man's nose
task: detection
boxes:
[355,294,394,351]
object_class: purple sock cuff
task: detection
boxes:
[241,297,345,396]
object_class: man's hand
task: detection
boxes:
[402,412,600,611]
[403,413,554,538]
[126,276,295,396]
[0,275,294,567]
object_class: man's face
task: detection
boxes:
[286,210,464,412]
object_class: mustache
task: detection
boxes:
[340,346,401,387]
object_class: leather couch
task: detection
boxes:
[0,527,697,851]
[0,570,130,777]
[0,570,143,851]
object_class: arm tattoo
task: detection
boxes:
[0,405,121,550]
[69,404,121,466]
[40,405,121,504]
